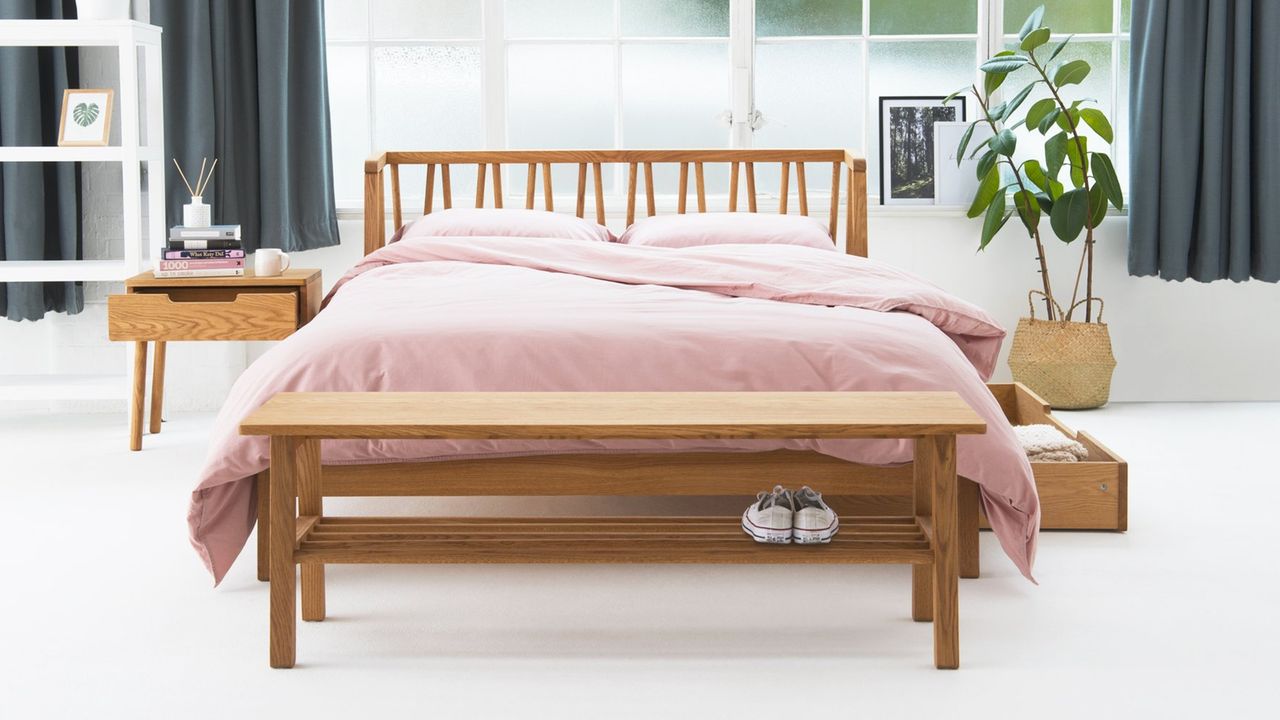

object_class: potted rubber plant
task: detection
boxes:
[947,4,1122,409]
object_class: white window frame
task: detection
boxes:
[327,0,1130,212]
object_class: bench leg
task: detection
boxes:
[269,437,298,668]
[911,444,933,623]
[922,435,960,670]
[959,478,980,579]
[297,440,326,622]
[256,471,270,582]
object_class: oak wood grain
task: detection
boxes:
[109,292,298,341]
[240,392,987,439]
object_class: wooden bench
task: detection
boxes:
[240,391,987,669]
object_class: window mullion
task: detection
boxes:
[482,0,506,150]
[730,0,754,148]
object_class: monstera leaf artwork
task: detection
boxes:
[73,102,101,127]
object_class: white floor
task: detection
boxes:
[1,403,1277,719]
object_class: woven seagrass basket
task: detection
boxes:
[1008,291,1117,410]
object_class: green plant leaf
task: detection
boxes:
[981,56,1030,74]
[1090,152,1124,209]
[1045,132,1069,180]
[1049,187,1089,242]
[1048,34,1074,62]
[1056,107,1080,132]
[1025,98,1056,130]
[1066,136,1089,187]
[1019,4,1046,41]
[990,128,1017,157]
[1088,185,1107,228]
[1035,192,1054,213]
[943,85,969,105]
[987,100,1009,121]
[967,165,1001,219]
[1022,159,1049,191]
[980,192,1012,250]
[1079,108,1114,143]
[1002,82,1038,119]
[1054,59,1091,86]
[1021,27,1051,51]
[955,122,977,166]
[72,102,100,127]
[984,70,1007,96]
[1038,107,1061,134]
[1013,189,1041,235]
[976,148,999,181]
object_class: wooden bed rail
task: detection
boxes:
[364,149,869,258]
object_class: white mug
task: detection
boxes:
[254,249,290,276]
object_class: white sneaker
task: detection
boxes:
[791,486,839,544]
[741,485,794,544]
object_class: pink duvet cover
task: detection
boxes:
[190,236,1038,583]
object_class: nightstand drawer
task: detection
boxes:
[108,291,299,341]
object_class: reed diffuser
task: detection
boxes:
[173,157,218,228]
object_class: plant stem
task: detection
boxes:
[1028,55,1097,322]
[972,86,1057,321]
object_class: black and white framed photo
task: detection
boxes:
[57,88,114,147]
[878,96,966,205]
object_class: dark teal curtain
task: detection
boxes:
[0,0,83,321]
[1129,0,1280,282]
[151,0,339,253]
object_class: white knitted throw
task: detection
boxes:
[1013,424,1089,463]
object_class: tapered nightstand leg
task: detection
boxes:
[149,341,166,434]
[129,341,148,451]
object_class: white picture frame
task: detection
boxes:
[933,121,995,208]
[878,96,966,205]
[57,88,114,147]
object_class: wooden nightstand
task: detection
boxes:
[108,269,322,450]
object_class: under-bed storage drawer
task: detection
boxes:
[107,291,299,341]
[985,382,1127,531]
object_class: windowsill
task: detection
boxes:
[335,203,1128,221]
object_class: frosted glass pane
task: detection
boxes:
[1004,0,1111,34]
[621,0,729,37]
[374,46,482,210]
[867,41,976,195]
[755,41,862,148]
[506,0,613,37]
[620,41,731,196]
[871,0,978,35]
[508,45,616,193]
[326,46,370,206]
[621,43,729,148]
[757,0,860,37]
[372,0,481,39]
[324,0,367,40]
[754,41,862,197]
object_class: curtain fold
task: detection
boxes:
[0,0,83,322]
[1129,0,1279,282]
[151,0,339,253]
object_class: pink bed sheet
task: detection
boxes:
[190,236,1038,583]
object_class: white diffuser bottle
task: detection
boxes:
[183,196,211,227]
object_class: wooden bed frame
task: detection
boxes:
[256,149,991,584]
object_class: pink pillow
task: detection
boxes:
[618,212,837,251]
[399,208,615,243]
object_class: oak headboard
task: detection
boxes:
[363,149,868,257]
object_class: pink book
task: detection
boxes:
[157,258,245,272]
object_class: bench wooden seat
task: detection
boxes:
[240,391,986,669]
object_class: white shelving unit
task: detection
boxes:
[0,20,165,403]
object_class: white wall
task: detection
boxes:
[5,206,1277,414]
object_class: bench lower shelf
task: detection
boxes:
[294,515,934,565]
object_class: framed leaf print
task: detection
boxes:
[58,89,114,147]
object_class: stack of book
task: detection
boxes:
[156,225,244,278]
